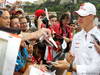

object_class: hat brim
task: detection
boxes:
[75,9,89,16]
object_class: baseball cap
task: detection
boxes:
[35,9,45,17]
[75,2,96,16]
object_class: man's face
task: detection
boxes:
[0,11,10,28]
[77,15,94,28]
[10,18,20,29]
[20,18,28,31]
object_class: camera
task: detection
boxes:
[42,17,49,28]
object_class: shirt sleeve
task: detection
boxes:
[70,34,77,55]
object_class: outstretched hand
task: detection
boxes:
[66,52,75,64]
[52,60,70,70]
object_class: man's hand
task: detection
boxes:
[20,28,51,40]
[20,41,28,49]
[37,16,43,29]
[34,62,48,72]
[94,41,100,54]
[66,52,75,64]
[53,60,70,70]
[37,28,51,40]
[39,28,51,37]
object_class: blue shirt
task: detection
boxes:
[15,48,28,72]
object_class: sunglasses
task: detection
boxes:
[0,10,3,16]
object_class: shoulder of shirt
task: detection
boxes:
[93,27,100,36]
[96,28,100,34]
[94,28,100,40]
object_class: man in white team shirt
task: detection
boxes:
[70,2,100,74]
[53,2,100,75]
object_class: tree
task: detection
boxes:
[24,1,32,5]
[23,0,100,17]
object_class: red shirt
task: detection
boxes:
[49,23,62,35]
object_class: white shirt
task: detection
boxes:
[71,26,100,75]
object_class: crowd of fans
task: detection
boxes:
[0,2,100,75]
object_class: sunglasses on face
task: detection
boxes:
[0,10,3,16]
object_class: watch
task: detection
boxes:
[67,63,73,72]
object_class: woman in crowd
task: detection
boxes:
[59,12,73,52]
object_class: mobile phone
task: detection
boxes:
[91,34,100,45]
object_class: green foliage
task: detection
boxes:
[24,1,33,5]
[23,0,100,17]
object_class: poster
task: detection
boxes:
[0,31,21,75]
[23,65,56,75]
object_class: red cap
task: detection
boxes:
[35,9,45,17]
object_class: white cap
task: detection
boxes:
[75,2,96,16]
